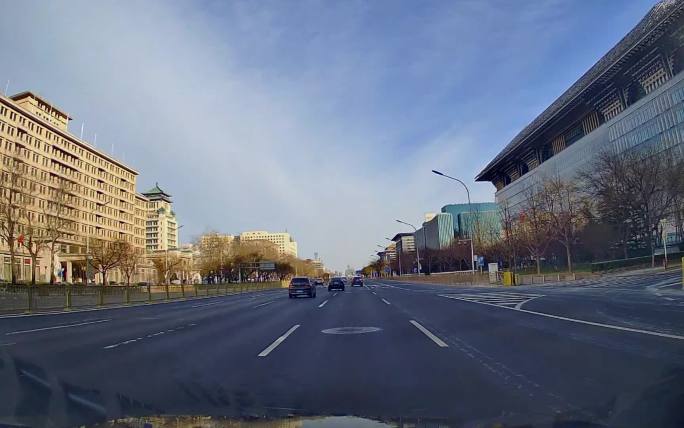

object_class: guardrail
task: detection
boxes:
[0,282,283,315]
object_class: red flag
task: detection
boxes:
[17,234,24,245]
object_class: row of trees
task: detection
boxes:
[197,232,322,282]
[367,148,683,276]
[485,148,684,273]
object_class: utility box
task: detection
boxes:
[502,271,515,286]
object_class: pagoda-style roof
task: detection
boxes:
[143,182,172,202]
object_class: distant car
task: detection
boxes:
[351,276,363,287]
[313,278,324,286]
[328,277,345,291]
[289,277,316,298]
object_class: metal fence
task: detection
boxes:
[0,282,284,315]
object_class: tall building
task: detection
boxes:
[0,91,142,283]
[239,230,298,257]
[477,0,684,218]
[143,183,179,252]
[441,202,500,239]
[415,212,455,251]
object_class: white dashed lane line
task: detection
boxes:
[318,300,328,308]
[103,323,197,349]
[381,298,391,305]
[410,320,448,348]
[258,324,300,357]
[5,319,110,335]
[254,300,276,308]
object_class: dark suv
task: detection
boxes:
[351,276,364,287]
[289,277,316,298]
[328,277,345,291]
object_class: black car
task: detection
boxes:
[328,277,345,291]
[289,277,316,298]
[351,276,363,287]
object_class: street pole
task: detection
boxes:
[396,220,421,274]
[385,237,401,276]
[432,170,475,275]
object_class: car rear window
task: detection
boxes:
[291,278,309,285]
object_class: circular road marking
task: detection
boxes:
[321,327,382,335]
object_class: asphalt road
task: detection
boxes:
[1,272,683,427]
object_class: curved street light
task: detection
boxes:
[432,169,475,274]
[396,219,422,274]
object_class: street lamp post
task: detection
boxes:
[432,170,475,275]
[396,219,421,274]
[386,237,401,276]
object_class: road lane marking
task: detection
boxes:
[333,293,338,297]
[0,342,16,347]
[254,300,276,308]
[440,295,684,341]
[441,293,543,310]
[381,298,391,305]
[410,320,448,347]
[66,392,106,415]
[19,369,51,389]
[258,324,300,357]
[318,300,328,308]
[6,319,110,335]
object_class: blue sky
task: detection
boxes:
[0,0,657,271]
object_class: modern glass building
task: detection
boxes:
[440,202,500,239]
[415,213,455,251]
[477,0,684,217]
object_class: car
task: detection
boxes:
[328,277,345,291]
[351,276,363,287]
[313,278,324,286]
[289,276,316,298]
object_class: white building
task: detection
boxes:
[239,230,297,257]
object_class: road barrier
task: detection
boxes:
[0,282,282,315]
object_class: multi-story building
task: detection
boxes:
[441,203,500,240]
[0,91,142,283]
[476,0,684,224]
[415,212,455,251]
[391,232,415,255]
[239,230,298,257]
[143,183,179,252]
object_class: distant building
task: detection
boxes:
[424,212,436,222]
[143,183,179,252]
[239,230,298,257]
[199,233,235,248]
[441,203,500,239]
[391,232,415,255]
[416,212,455,251]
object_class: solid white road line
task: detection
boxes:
[258,324,300,357]
[254,300,276,308]
[410,320,448,348]
[318,300,329,308]
[0,342,16,347]
[440,294,684,341]
[5,319,110,335]
[381,298,391,305]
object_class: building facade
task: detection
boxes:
[391,232,415,255]
[416,212,455,251]
[0,91,143,283]
[143,183,179,252]
[477,0,684,222]
[441,203,500,239]
[239,230,298,257]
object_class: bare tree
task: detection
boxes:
[89,239,127,285]
[582,149,682,267]
[41,179,75,284]
[19,209,46,285]
[541,176,589,273]
[149,253,184,284]
[518,187,553,274]
[119,242,143,287]
[0,159,29,284]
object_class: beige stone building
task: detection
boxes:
[142,183,179,252]
[239,230,298,257]
[0,91,151,283]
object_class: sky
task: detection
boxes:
[0,0,658,272]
